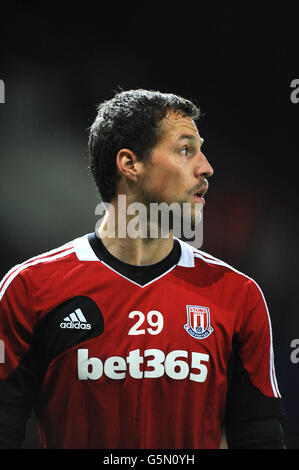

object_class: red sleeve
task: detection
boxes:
[0,266,38,448]
[238,278,281,398]
[225,277,285,449]
[0,266,36,379]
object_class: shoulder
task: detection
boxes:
[176,239,269,318]
[0,234,90,301]
[176,238,261,290]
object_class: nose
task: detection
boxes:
[193,151,214,179]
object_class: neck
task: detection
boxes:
[97,197,174,266]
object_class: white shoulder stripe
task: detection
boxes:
[194,252,239,271]
[0,248,75,302]
[194,248,243,268]
[0,241,74,292]
[194,248,221,260]
[0,238,76,291]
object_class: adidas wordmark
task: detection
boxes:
[60,308,91,330]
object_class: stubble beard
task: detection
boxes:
[134,186,199,238]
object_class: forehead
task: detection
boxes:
[160,111,200,140]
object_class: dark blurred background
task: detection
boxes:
[0,6,298,449]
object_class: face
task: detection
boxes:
[136,111,214,225]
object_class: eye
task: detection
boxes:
[180,146,189,156]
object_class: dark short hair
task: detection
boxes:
[88,89,201,203]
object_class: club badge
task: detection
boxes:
[184,305,214,339]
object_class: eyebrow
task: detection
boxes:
[178,134,204,145]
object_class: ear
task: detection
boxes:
[115,148,143,182]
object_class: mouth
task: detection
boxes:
[192,184,208,204]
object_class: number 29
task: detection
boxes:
[128,310,164,336]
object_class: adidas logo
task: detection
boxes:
[60,308,91,330]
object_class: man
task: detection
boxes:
[0,89,285,449]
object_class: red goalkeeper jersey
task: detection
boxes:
[0,233,285,449]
